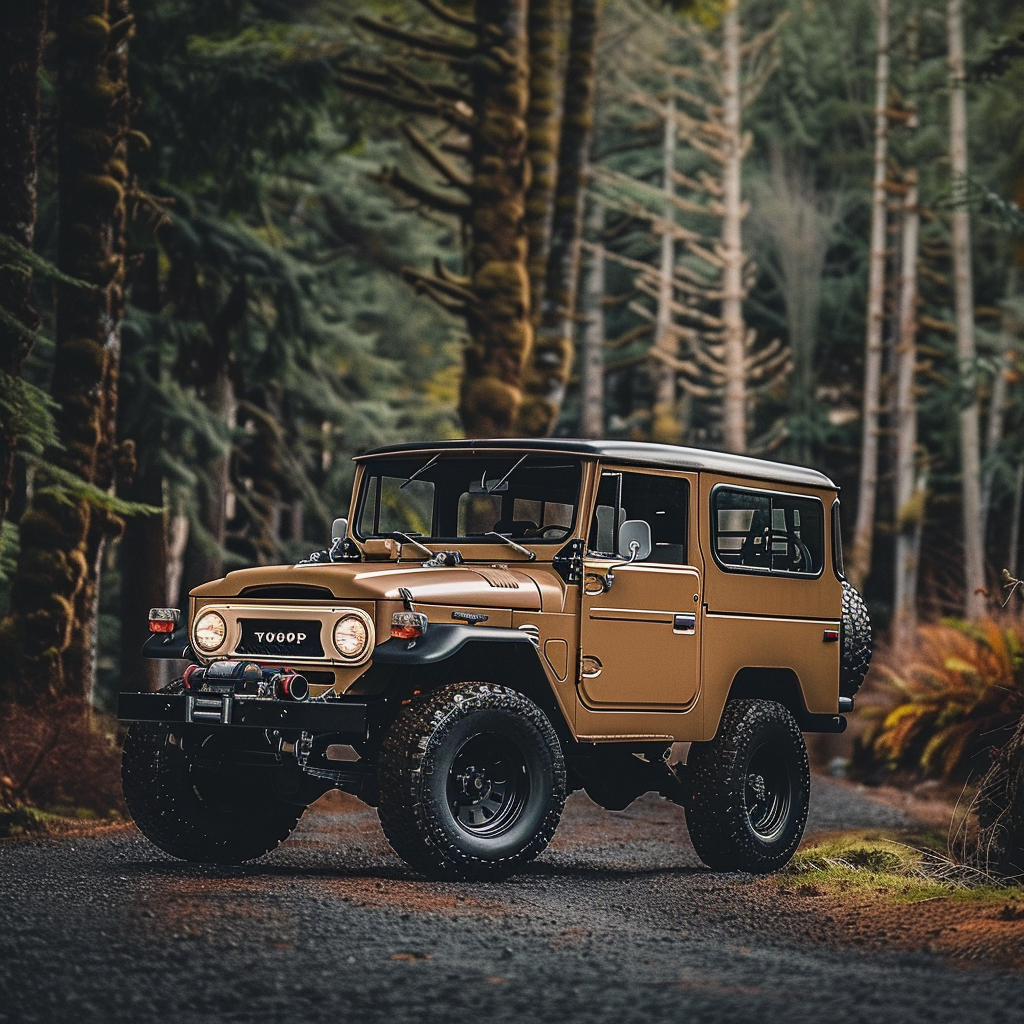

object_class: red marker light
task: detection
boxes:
[391,611,428,639]
[149,608,180,633]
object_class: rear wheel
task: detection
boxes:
[684,699,809,873]
[122,723,304,864]
[377,682,566,880]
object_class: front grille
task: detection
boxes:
[235,619,324,658]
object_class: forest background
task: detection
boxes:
[1,0,1023,815]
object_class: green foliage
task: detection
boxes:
[0,372,58,460]
[0,522,17,590]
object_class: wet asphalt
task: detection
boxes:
[0,776,1021,1024]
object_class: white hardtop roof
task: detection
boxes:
[356,439,837,490]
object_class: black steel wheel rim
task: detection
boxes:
[446,733,530,839]
[743,742,793,842]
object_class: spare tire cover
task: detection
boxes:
[840,580,872,698]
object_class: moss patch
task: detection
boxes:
[785,831,1022,903]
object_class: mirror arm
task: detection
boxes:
[600,540,642,593]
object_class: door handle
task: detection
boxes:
[673,613,696,633]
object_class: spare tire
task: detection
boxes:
[840,579,872,698]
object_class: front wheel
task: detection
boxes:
[377,683,566,880]
[122,723,305,864]
[684,699,810,873]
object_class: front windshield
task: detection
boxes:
[355,455,583,544]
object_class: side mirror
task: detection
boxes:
[617,519,651,561]
[332,517,348,543]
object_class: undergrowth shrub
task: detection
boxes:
[862,619,1024,783]
[0,698,125,832]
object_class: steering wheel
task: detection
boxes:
[791,535,813,571]
[538,524,573,540]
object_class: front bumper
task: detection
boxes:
[117,691,370,739]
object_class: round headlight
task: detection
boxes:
[333,613,370,661]
[193,610,227,653]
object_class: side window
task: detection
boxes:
[588,471,689,564]
[712,486,823,577]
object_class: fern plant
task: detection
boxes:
[870,620,1024,782]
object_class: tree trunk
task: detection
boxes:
[651,86,680,444]
[515,0,598,437]
[0,0,132,704]
[848,0,890,592]
[893,168,921,645]
[0,0,47,531]
[525,0,567,322]
[719,0,746,455]
[579,196,605,439]
[948,0,985,620]
[117,462,166,693]
[191,361,235,587]
[981,267,1017,528]
[460,0,533,438]
[1009,460,1024,582]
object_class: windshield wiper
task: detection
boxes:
[485,531,537,561]
[399,453,441,489]
[487,453,528,494]
[391,531,434,559]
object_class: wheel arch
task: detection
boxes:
[373,627,569,742]
[716,667,844,736]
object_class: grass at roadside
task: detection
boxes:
[786,830,1023,903]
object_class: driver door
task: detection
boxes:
[578,470,700,709]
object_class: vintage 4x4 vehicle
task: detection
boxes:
[119,440,871,878]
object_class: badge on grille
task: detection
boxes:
[236,619,324,658]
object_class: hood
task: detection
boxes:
[191,561,561,611]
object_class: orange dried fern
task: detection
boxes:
[870,620,1024,782]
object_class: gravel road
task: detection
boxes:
[1,775,1021,1024]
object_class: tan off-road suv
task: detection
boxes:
[119,439,871,878]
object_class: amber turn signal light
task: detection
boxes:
[391,611,428,639]
[149,608,180,633]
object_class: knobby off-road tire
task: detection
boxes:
[840,579,872,699]
[684,699,810,874]
[377,682,566,881]
[122,722,304,864]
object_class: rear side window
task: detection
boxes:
[711,486,824,577]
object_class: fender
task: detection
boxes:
[372,624,539,666]
[142,625,195,661]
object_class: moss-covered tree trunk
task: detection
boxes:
[719,0,747,454]
[459,0,533,437]
[458,0,532,436]
[516,0,598,437]
[578,195,605,439]
[0,0,47,530]
[0,0,132,703]
[116,253,166,693]
[525,0,567,322]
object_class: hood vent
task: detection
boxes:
[238,585,335,600]
[474,568,522,589]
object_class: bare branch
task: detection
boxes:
[382,58,473,105]
[408,0,476,33]
[375,166,471,216]
[354,15,477,59]
[401,123,472,190]
[337,70,472,129]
